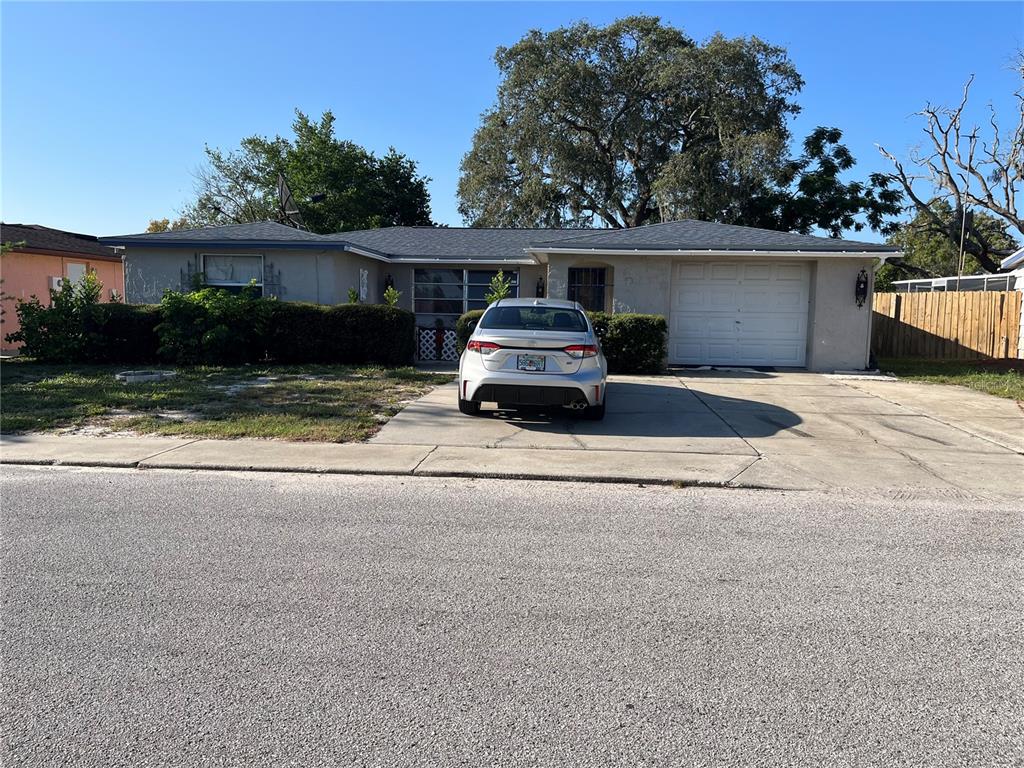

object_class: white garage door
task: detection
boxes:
[669,261,810,367]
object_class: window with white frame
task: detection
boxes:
[413,268,519,327]
[202,254,263,295]
[65,262,87,284]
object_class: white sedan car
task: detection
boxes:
[458,298,608,420]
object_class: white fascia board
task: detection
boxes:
[1000,246,1024,271]
[342,245,392,263]
[525,247,903,259]
[386,257,538,265]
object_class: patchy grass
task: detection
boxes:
[879,358,1024,401]
[0,360,453,441]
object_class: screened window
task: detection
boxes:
[567,267,608,311]
[202,254,263,292]
[413,268,519,326]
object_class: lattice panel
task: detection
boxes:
[418,328,459,361]
[440,330,458,361]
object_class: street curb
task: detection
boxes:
[0,455,817,491]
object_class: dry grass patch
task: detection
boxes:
[0,361,452,442]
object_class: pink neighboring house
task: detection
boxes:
[2,223,125,353]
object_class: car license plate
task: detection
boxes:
[517,354,545,372]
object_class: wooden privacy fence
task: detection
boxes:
[872,291,1022,360]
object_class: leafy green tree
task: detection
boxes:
[458,16,900,235]
[875,200,1020,289]
[175,111,433,233]
[660,126,902,237]
[146,217,191,233]
[484,270,513,303]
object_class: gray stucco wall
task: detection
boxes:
[542,252,876,372]
[805,258,874,371]
[123,247,379,305]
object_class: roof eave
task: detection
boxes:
[5,245,122,261]
[386,257,539,265]
[525,246,903,258]
[99,238,349,250]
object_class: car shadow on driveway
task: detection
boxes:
[372,378,803,451]
[477,380,803,440]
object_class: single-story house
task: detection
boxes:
[2,223,125,353]
[101,219,901,371]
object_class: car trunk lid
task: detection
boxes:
[476,330,588,374]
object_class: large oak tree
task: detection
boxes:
[458,16,900,235]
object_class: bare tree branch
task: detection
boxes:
[877,65,1023,273]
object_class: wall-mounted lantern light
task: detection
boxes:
[855,269,869,308]
[536,276,546,298]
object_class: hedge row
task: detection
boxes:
[7,287,162,364]
[9,288,416,366]
[587,312,668,374]
[266,303,415,366]
[456,308,667,374]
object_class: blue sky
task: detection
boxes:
[2,1,1021,239]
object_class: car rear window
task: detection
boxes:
[479,306,588,332]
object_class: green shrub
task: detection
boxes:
[267,302,415,366]
[85,303,161,363]
[456,309,485,353]
[456,307,666,373]
[155,285,272,365]
[587,311,611,344]
[6,273,104,361]
[592,313,667,374]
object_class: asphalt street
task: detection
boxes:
[1,465,1021,767]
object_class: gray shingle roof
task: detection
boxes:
[99,219,900,258]
[529,219,899,253]
[101,221,344,245]
[340,226,590,261]
[2,223,120,259]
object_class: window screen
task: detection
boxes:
[203,255,263,286]
[567,267,607,311]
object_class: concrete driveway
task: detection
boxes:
[373,369,1024,498]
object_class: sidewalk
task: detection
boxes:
[0,434,755,487]
[2,432,1022,498]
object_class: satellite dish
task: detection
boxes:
[277,173,306,230]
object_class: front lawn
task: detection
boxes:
[879,358,1024,401]
[0,361,452,441]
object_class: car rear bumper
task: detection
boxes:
[461,366,606,407]
[471,383,589,406]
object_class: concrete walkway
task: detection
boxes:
[2,371,1022,497]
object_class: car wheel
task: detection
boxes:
[458,397,481,416]
[584,397,606,421]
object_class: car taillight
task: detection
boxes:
[467,340,501,355]
[564,344,598,358]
